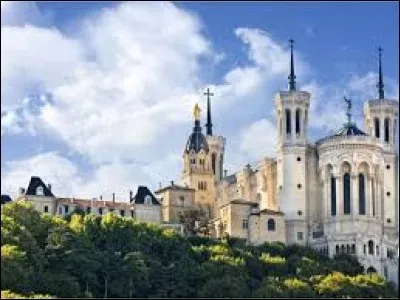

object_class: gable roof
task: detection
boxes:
[25,176,54,197]
[132,186,160,205]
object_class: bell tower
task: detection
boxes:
[181,103,216,218]
[203,88,226,183]
[275,40,312,245]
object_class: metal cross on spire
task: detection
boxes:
[288,39,296,91]
[377,46,385,100]
[344,96,352,124]
[204,87,214,136]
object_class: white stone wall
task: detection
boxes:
[135,204,161,224]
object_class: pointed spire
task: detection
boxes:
[204,88,214,136]
[288,39,296,91]
[377,46,385,100]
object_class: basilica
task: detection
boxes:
[158,43,399,286]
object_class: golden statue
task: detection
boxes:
[193,103,201,120]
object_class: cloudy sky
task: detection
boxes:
[1,1,399,200]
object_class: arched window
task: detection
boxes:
[341,245,345,254]
[285,109,291,135]
[346,245,350,254]
[295,108,301,135]
[351,244,356,254]
[376,245,380,256]
[212,153,216,175]
[331,176,337,216]
[343,173,351,215]
[374,118,380,138]
[336,245,339,254]
[384,118,390,143]
[36,186,44,196]
[359,173,366,215]
[267,219,275,231]
[368,240,374,255]
[363,244,366,254]
[219,154,224,180]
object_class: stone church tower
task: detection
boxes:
[181,102,223,218]
[275,40,313,245]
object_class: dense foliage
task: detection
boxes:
[1,201,398,298]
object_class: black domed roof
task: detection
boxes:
[185,120,209,153]
[334,123,367,137]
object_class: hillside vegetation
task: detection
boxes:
[1,201,397,298]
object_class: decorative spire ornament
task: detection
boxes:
[377,46,385,100]
[344,96,352,124]
[288,39,296,91]
[204,88,214,136]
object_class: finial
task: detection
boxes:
[344,96,352,124]
[288,39,296,91]
[377,46,385,100]
[193,103,201,121]
[204,88,214,136]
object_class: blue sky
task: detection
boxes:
[1,1,399,200]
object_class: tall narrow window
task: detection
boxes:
[331,176,337,216]
[212,153,216,175]
[384,118,390,143]
[285,109,291,135]
[242,219,248,229]
[219,154,224,180]
[359,173,366,215]
[295,109,301,134]
[374,118,380,138]
[343,173,351,215]
[368,240,374,255]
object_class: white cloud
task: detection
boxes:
[239,118,277,162]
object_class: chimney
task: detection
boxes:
[99,195,102,201]
[19,187,26,195]
[112,193,115,203]
[129,190,133,202]
[224,170,228,178]
[158,182,162,189]
[47,184,52,192]
[170,181,174,187]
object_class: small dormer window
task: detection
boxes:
[36,186,44,196]
[145,195,152,205]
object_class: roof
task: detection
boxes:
[57,198,133,209]
[1,195,12,205]
[25,176,54,197]
[154,184,195,194]
[333,123,367,137]
[132,186,160,205]
[185,120,209,153]
[223,174,237,184]
[230,199,259,207]
[259,208,284,216]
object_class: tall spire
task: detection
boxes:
[204,88,214,136]
[377,46,385,100]
[288,39,296,91]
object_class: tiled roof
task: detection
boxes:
[57,198,133,209]
[25,176,54,197]
[154,184,195,194]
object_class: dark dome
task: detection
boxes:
[185,120,209,153]
[334,123,367,137]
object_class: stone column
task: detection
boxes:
[291,108,296,143]
[322,177,328,222]
[367,174,373,217]
[375,177,381,219]
[352,173,359,217]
